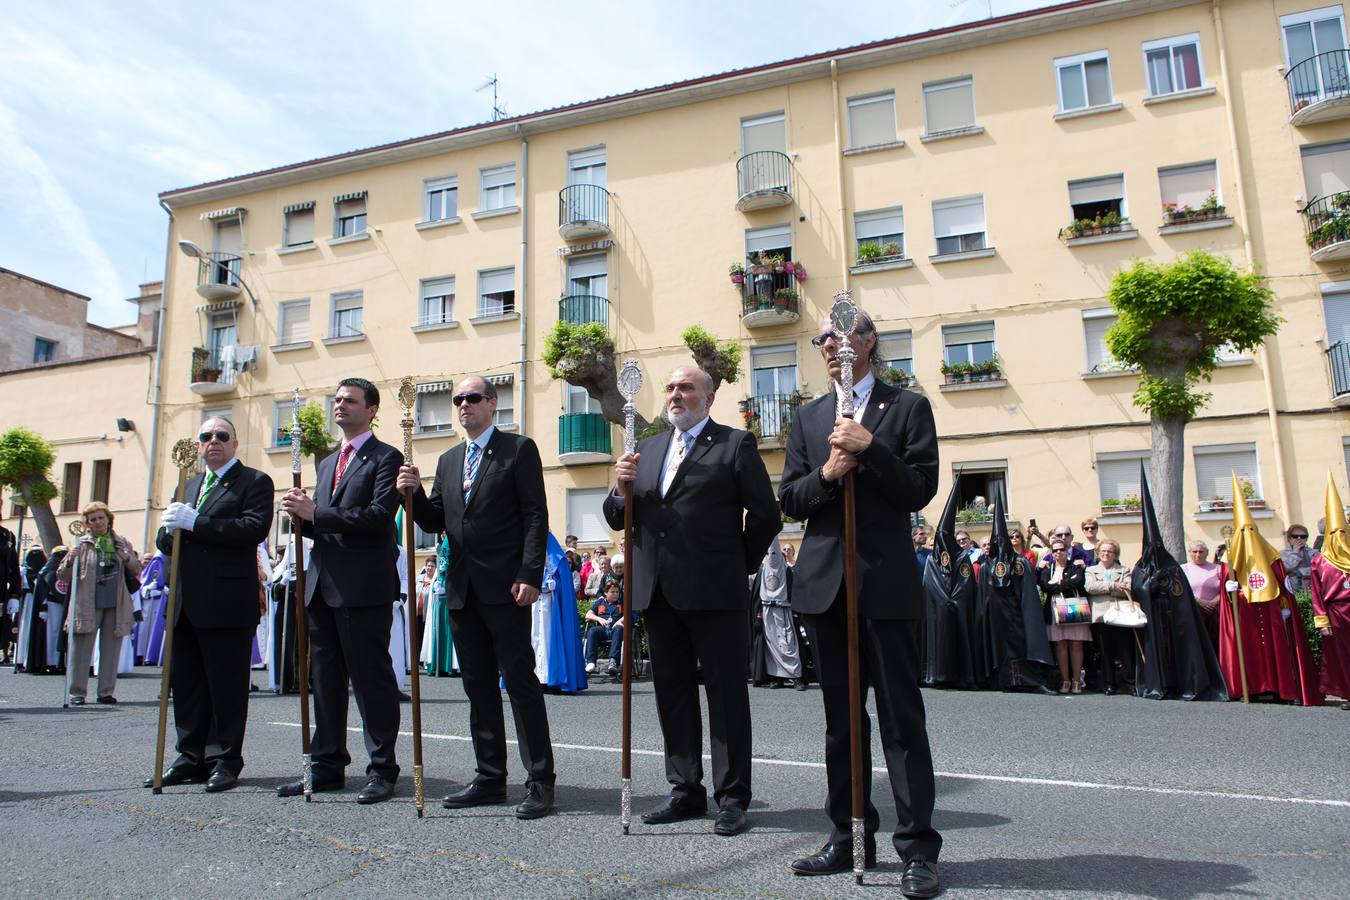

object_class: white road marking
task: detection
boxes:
[266,722,1350,809]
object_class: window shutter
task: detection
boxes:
[1068,175,1124,205]
[1097,456,1148,501]
[479,268,515,295]
[751,344,797,370]
[878,331,913,362]
[286,209,314,245]
[1193,446,1259,501]
[1324,291,1350,343]
[420,391,455,430]
[924,79,974,133]
[1301,142,1350,200]
[741,114,786,154]
[943,321,995,345]
[1082,309,1117,370]
[933,197,985,237]
[855,208,904,240]
[745,223,793,254]
[1159,162,1218,208]
[847,94,896,148]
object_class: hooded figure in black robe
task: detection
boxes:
[920,477,980,687]
[979,488,1054,691]
[28,548,68,673]
[1132,466,1228,701]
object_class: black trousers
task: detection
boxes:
[307,590,401,783]
[643,588,752,812]
[171,616,254,776]
[1094,623,1136,690]
[802,597,942,862]
[449,586,554,786]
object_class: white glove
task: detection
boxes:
[160,502,198,533]
[1225,580,1239,593]
[143,585,163,602]
[1281,606,1292,620]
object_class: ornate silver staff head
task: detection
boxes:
[618,358,644,455]
[830,290,859,418]
[397,376,417,464]
[290,387,303,475]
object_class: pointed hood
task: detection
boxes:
[1227,471,1281,603]
[932,476,964,576]
[984,484,1019,588]
[1322,471,1350,574]
[1140,462,1162,550]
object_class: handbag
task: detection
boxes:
[1051,595,1091,625]
[1102,586,1148,628]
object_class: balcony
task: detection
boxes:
[558,294,609,327]
[189,344,256,396]
[558,412,611,465]
[558,185,611,240]
[1328,341,1350,407]
[735,151,793,212]
[194,252,242,302]
[738,263,801,329]
[1303,194,1350,261]
[1286,49,1350,125]
[740,393,802,448]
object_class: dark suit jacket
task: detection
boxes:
[410,428,548,609]
[779,381,939,620]
[601,419,779,612]
[156,461,274,629]
[302,435,402,608]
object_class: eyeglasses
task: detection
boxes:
[452,392,486,406]
[1054,531,1072,538]
[1082,525,1098,531]
[1290,533,1308,540]
[1052,546,1068,553]
[198,430,231,443]
[810,332,837,348]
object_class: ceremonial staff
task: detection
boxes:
[151,438,198,793]
[616,358,643,835]
[397,377,426,818]
[830,291,866,885]
[61,519,87,708]
[290,389,316,799]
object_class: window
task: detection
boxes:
[750,345,798,439]
[1082,308,1127,372]
[565,382,601,416]
[1096,451,1151,506]
[330,291,363,338]
[932,195,987,255]
[1143,33,1203,96]
[1159,160,1219,210]
[740,112,786,155]
[878,331,914,377]
[415,383,455,433]
[567,487,611,544]
[952,459,1008,513]
[1055,50,1113,111]
[92,459,111,504]
[1325,287,1350,344]
[490,376,515,427]
[61,462,81,513]
[854,208,905,258]
[1068,175,1126,222]
[33,338,56,363]
[923,77,976,134]
[419,277,455,326]
[277,300,310,345]
[414,523,438,551]
[424,176,458,222]
[480,164,516,211]
[272,399,295,447]
[846,92,897,148]
[333,192,367,238]
[477,268,515,317]
[282,201,315,246]
[943,321,996,366]
[1301,142,1350,201]
[566,254,608,299]
[1282,7,1348,103]
[1193,443,1261,504]
[568,148,607,188]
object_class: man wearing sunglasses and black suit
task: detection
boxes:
[149,417,273,793]
[397,375,555,820]
[277,377,404,805]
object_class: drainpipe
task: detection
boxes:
[517,126,529,434]
[1212,0,1292,521]
[145,199,174,549]
[830,60,850,291]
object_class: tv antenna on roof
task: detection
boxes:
[476,74,506,121]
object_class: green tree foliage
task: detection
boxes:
[296,402,336,459]
[0,427,62,550]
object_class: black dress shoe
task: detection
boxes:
[900,858,940,898]
[276,777,344,797]
[641,796,707,825]
[790,841,877,876]
[442,781,507,808]
[515,782,555,819]
[356,775,394,805]
[1103,686,1117,696]
[713,807,749,836]
[143,764,208,788]
[398,691,412,702]
[794,679,809,691]
[96,695,117,705]
[204,771,238,793]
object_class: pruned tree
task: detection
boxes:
[1105,251,1281,557]
[0,427,62,551]
[297,401,337,476]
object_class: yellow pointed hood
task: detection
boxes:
[1227,471,1281,603]
[1321,471,1350,575]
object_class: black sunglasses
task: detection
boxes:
[452,392,487,406]
[198,430,231,443]
[1290,533,1308,540]
[810,332,836,348]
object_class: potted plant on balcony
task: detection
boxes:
[772,287,798,311]
[855,241,883,265]
[880,241,902,258]
[729,263,745,285]
[739,404,762,440]
[190,346,222,384]
[785,260,808,282]
[970,355,1002,381]
[940,360,971,383]
[878,366,910,387]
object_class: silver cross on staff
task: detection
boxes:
[618,358,644,455]
[831,289,859,420]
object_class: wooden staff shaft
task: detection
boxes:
[1227,589,1249,704]
[404,492,426,817]
[843,469,865,885]
[291,483,314,798]
[621,480,634,834]
[152,467,190,794]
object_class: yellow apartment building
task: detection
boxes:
[152,0,1350,562]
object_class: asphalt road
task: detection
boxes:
[0,664,1346,898]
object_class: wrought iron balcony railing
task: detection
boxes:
[558,412,611,456]
[735,151,793,211]
[558,294,609,327]
[740,393,802,441]
[558,184,611,239]
[1303,193,1350,257]
[1286,49,1350,120]
[1328,340,1350,401]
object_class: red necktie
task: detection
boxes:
[333,443,355,490]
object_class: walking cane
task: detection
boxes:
[151,438,199,793]
[1226,581,1250,704]
[397,378,426,817]
[617,358,644,835]
[61,520,86,708]
[830,292,866,885]
[289,389,316,799]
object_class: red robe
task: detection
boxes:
[1217,560,1322,705]
[1309,554,1350,700]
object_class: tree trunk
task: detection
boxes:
[1149,414,1187,560]
[555,349,651,432]
[19,478,62,553]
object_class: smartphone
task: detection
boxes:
[1028,517,1037,528]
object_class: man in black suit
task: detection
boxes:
[779,311,942,897]
[149,416,273,793]
[397,375,556,819]
[277,377,403,805]
[602,366,779,837]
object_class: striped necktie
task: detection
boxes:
[661,431,692,497]
[195,471,218,511]
[463,441,482,501]
[333,443,355,490]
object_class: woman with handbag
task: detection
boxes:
[1039,541,1090,694]
[1085,540,1134,695]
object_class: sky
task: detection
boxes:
[0,0,1044,326]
